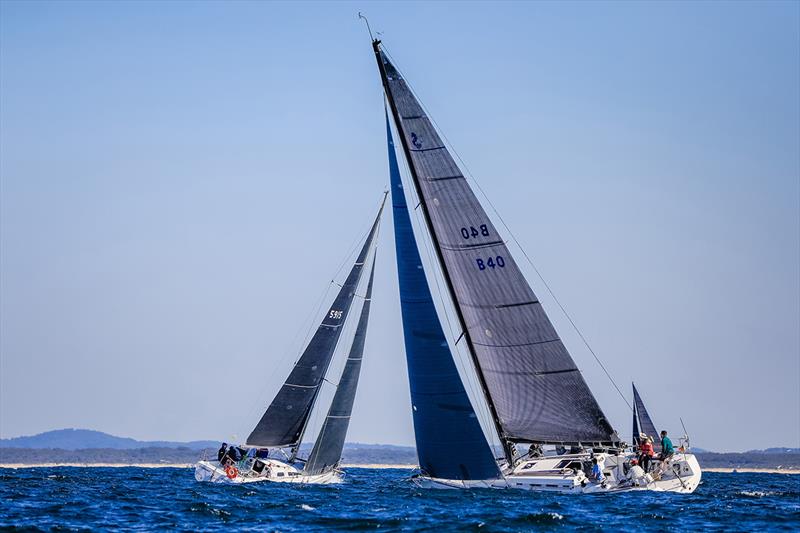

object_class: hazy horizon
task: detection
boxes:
[2,1,798,454]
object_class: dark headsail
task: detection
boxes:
[632,383,661,452]
[373,41,618,457]
[246,200,385,448]
[304,252,378,475]
[386,113,500,480]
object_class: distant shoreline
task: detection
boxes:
[0,463,797,474]
[0,463,417,470]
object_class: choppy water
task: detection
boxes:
[1,467,798,531]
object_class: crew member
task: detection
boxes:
[217,443,228,463]
[660,430,675,460]
[528,443,543,458]
[627,458,647,487]
[639,436,654,472]
[589,457,605,482]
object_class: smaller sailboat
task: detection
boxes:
[623,383,701,491]
[195,196,385,484]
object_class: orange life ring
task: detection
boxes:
[225,465,238,479]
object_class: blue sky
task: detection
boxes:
[1,1,798,452]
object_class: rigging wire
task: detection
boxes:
[382,46,633,412]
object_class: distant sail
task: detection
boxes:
[304,251,378,475]
[375,45,618,447]
[632,383,661,452]
[386,114,500,480]
[246,202,385,448]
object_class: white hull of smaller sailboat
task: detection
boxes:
[411,452,702,494]
[194,459,342,485]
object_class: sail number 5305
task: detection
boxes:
[476,256,505,270]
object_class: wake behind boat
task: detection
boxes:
[195,195,386,484]
[370,31,701,493]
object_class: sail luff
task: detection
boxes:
[373,41,619,448]
[246,199,386,448]
[304,249,378,475]
[370,40,513,464]
[385,110,500,480]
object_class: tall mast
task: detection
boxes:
[371,40,514,464]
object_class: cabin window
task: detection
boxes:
[277,472,285,477]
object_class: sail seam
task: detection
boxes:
[457,300,539,310]
[409,146,446,153]
[440,240,505,251]
[426,175,463,182]
[471,337,561,348]
[483,368,579,376]
[495,300,540,309]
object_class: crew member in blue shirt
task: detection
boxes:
[590,457,605,482]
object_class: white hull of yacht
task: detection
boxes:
[412,452,701,494]
[194,459,342,485]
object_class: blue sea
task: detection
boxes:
[1,467,798,531]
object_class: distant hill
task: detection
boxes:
[0,429,218,451]
[745,447,800,454]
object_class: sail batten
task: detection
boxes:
[375,42,619,449]
[246,202,385,448]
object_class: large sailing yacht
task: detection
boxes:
[195,195,385,484]
[372,36,701,493]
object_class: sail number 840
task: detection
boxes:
[460,225,490,239]
[476,256,505,270]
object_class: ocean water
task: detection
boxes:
[1,467,798,531]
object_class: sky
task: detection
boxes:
[1,1,798,453]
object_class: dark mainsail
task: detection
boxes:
[304,253,378,475]
[246,200,385,448]
[386,114,500,480]
[632,383,661,452]
[373,41,618,455]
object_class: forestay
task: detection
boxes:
[376,45,618,446]
[246,204,384,448]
